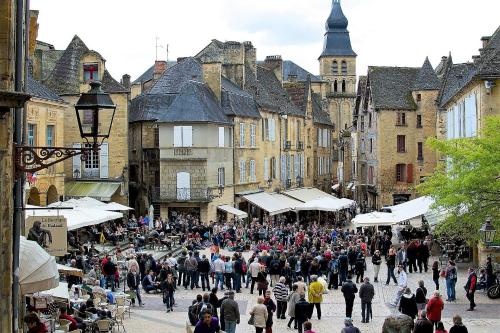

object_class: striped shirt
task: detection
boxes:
[273,282,289,301]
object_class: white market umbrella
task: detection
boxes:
[19,236,59,295]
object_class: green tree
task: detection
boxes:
[417,116,500,243]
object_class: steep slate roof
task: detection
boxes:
[129,93,175,123]
[132,61,176,85]
[320,0,356,57]
[27,74,65,103]
[413,57,441,90]
[438,26,500,107]
[45,35,126,95]
[149,58,202,95]
[283,80,332,126]
[368,66,419,110]
[312,93,332,126]
[282,60,321,82]
[156,80,231,125]
[246,65,303,116]
[221,78,260,118]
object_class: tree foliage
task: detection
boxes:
[417,116,500,243]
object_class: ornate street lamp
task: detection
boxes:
[479,217,496,247]
[15,81,116,174]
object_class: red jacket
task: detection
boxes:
[425,296,444,322]
[28,323,48,333]
[59,313,78,331]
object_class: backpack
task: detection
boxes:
[242,262,247,273]
[188,303,199,326]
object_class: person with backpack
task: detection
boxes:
[328,255,339,289]
[445,260,457,301]
[188,295,203,326]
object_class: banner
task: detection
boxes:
[25,215,67,256]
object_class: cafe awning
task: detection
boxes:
[217,205,248,219]
[20,237,59,295]
[295,197,356,212]
[283,187,335,203]
[242,192,293,216]
[270,193,302,210]
[65,182,121,201]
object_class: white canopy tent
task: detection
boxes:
[37,281,69,301]
[49,197,133,211]
[270,193,303,210]
[385,196,435,222]
[20,236,59,295]
[351,211,400,226]
[217,205,248,219]
[242,192,294,216]
[283,187,336,203]
[295,197,356,212]
[25,207,122,231]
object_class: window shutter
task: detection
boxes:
[300,153,304,177]
[250,160,256,182]
[99,142,109,179]
[250,124,256,147]
[471,94,477,136]
[72,143,82,178]
[407,164,413,183]
[240,123,245,147]
[182,126,193,147]
[269,119,275,141]
[174,126,182,147]
[264,157,269,180]
[218,127,225,147]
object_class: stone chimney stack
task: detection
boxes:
[243,41,257,77]
[481,36,491,48]
[121,74,131,89]
[153,60,167,80]
[264,55,283,83]
[202,62,222,103]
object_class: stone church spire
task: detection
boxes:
[320,0,356,58]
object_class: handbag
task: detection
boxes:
[248,314,255,325]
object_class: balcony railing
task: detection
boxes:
[152,186,211,202]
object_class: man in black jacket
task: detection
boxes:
[413,310,433,333]
[294,294,310,333]
[339,251,349,284]
[341,275,358,318]
[126,267,144,306]
[103,256,117,291]
[198,255,211,291]
[358,277,375,323]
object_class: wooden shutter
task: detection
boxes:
[99,142,109,179]
[182,126,193,147]
[218,127,225,147]
[407,163,413,183]
[264,157,269,180]
[72,143,82,178]
[174,126,182,147]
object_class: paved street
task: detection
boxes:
[119,248,500,333]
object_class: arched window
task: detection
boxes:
[342,80,346,93]
[334,80,338,92]
[341,60,347,74]
[176,171,191,200]
[332,60,338,74]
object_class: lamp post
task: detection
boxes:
[479,217,496,247]
[12,81,115,331]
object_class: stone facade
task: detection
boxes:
[25,97,68,205]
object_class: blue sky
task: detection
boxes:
[31,0,500,82]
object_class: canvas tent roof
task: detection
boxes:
[242,192,294,216]
[283,187,335,203]
[295,197,356,212]
[217,205,248,219]
[20,236,59,295]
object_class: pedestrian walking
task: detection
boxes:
[385,247,398,285]
[287,284,300,329]
[307,275,324,320]
[294,294,310,333]
[220,291,240,333]
[126,266,144,306]
[399,287,418,320]
[390,265,407,307]
[355,252,366,283]
[249,258,261,294]
[445,260,458,301]
[432,260,440,290]
[464,267,477,311]
[414,310,434,333]
[341,274,358,318]
[340,317,361,333]
[263,290,276,333]
[358,277,374,323]
[372,250,382,283]
[415,280,428,312]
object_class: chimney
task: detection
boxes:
[264,55,283,83]
[121,74,131,89]
[481,36,491,48]
[472,55,481,64]
[202,62,222,103]
[153,60,167,80]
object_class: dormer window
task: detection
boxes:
[83,63,99,81]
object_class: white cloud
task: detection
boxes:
[31,0,500,82]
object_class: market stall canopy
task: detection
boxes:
[57,264,83,277]
[217,205,248,219]
[270,193,303,210]
[242,192,293,216]
[295,197,356,212]
[20,236,59,295]
[351,211,399,226]
[37,281,69,301]
[283,187,336,203]
[49,197,133,211]
[386,196,435,222]
[25,207,122,231]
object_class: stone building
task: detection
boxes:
[319,0,357,194]
[25,74,69,206]
[437,26,500,141]
[37,35,130,204]
[354,58,441,209]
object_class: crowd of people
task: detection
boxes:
[28,208,493,333]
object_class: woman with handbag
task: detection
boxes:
[249,296,268,333]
